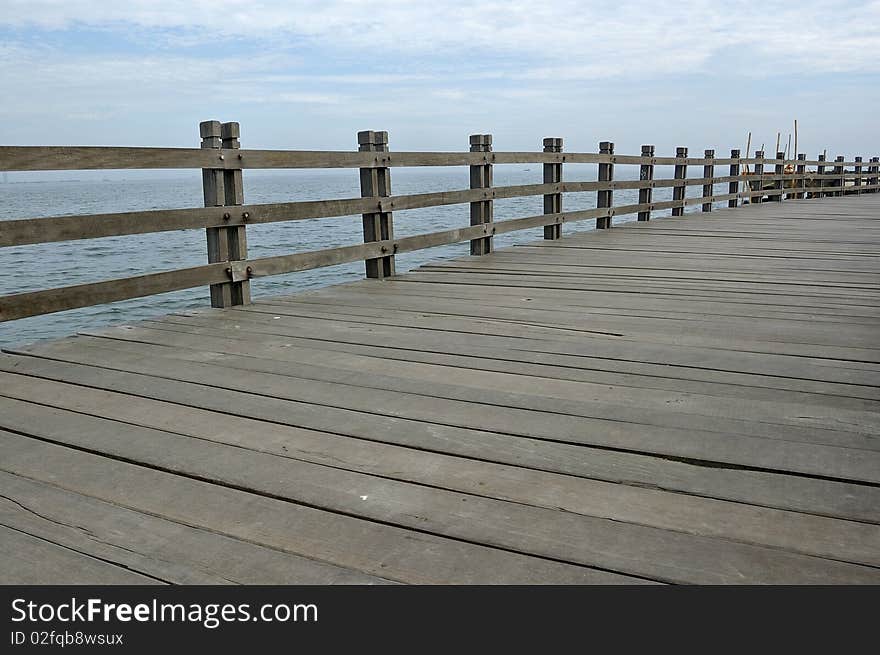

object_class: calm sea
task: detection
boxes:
[0,164,712,347]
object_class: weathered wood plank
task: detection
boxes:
[0,411,874,583]
[3,344,878,483]
[107,317,880,412]
[0,262,230,322]
[5,144,863,172]
[0,390,876,567]
[16,334,880,453]
[90,319,880,416]
[0,430,632,584]
[140,308,880,387]
[0,525,162,584]
[301,278,880,322]
[0,471,389,584]
[2,360,871,528]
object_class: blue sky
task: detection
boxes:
[1,0,878,158]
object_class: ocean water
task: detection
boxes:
[0,164,718,347]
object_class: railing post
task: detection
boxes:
[596,141,614,229]
[728,149,740,208]
[871,157,879,193]
[542,137,563,240]
[795,154,806,199]
[637,145,654,221]
[200,119,249,308]
[672,147,687,216]
[834,155,845,197]
[702,149,714,212]
[221,122,249,305]
[773,150,785,202]
[817,153,826,198]
[358,130,394,279]
[753,150,764,204]
[469,134,494,255]
[854,156,863,195]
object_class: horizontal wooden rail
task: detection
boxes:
[0,173,856,248]
[4,180,878,322]
[0,145,867,172]
[0,205,652,321]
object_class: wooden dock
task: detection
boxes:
[1,194,878,584]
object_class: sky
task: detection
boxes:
[1,0,878,158]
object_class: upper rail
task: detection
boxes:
[0,145,864,171]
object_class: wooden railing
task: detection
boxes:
[1,120,878,322]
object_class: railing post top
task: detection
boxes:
[872,156,879,162]
[676,146,688,157]
[730,148,740,157]
[470,134,493,153]
[199,120,222,138]
[797,153,806,160]
[835,155,845,162]
[776,151,784,159]
[220,122,240,140]
[357,130,389,145]
[755,150,765,158]
[542,137,562,151]
[855,156,863,162]
[704,149,715,157]
[358,130,389,153]
[599,141,614,154]
[641,144,654,155]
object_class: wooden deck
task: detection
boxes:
[1,195,879,584]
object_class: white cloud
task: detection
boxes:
[272,92,347,104]
[0,1,877,153]
[1,1,878,76]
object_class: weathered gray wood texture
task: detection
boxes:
[0,145,863,172]
[0,195,878,584]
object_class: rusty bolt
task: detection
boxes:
[242,212,250,221]
[246,266,253,277]
[223,212,231,220]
